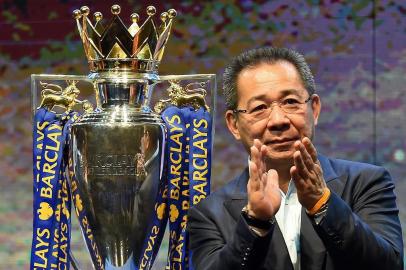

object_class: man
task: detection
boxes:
[188,47,403,270]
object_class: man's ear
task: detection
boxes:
[225,110,241,140]
[311,94,321,126]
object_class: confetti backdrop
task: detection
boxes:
[0,0,405,268]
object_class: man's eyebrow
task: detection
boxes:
[280,89,302,96]
[246,89,304,105]
[246,94,268,106]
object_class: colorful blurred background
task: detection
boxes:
[0,0,405,268]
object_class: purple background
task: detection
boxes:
[0,0,405,268]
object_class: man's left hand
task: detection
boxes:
[290,137,327,210]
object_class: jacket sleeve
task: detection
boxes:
[188,205,274,270]
[315,168,403,269]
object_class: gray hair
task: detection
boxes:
[222,47,316,109]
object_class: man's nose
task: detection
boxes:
[266,105,290,130]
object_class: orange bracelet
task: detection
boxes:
[307,188,331,216]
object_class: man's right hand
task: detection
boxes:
[246,139,281,221]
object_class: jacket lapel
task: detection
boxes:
[300,207,327,270]
[222,168,248,221]
[319,155,345,197]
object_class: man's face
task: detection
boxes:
[225,61,321,166]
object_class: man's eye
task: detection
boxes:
[250,104,267,113]
[283,98,300,105]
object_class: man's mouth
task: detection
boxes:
[266,138,299,145]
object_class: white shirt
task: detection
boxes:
[275,181,302,270]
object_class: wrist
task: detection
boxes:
[242,205,275,230]
[310,202,329,225]
[245,203,272,221]
[249,225,270,236]
[306,187,331,216]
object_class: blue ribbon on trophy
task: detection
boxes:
[31,108,76,269]
[137,167,169,270]
[162,106,189,270]
[56,113,79,268]
[67,152,105,270]
[189,108,212,208]
[147,82,212,270]
[186,107,212,270]
[137,79,212,270]
[137,104,213,270]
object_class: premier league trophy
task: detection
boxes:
[30,4,215,270]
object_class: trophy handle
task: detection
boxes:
[38,80,94,114]
[153,80,210,114]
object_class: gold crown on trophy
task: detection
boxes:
[73,4,177,73]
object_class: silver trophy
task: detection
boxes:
[70,5,173,269]
[31,4,215,270]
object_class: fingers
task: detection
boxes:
[251,139,267,175]
[293,138,321,184]
[253,139,265,173]
[248,139,269,194]
[302,137,323,176]
[293,147,310,180]
[302,137,318,163]
[291,138,327,208]
[313,163,323,181]
[250,140,261,173]
[247,141,282,218]
[290,165,307,190]
[294,140,314,172]
[249,160,261,191]
[266,169,279,188]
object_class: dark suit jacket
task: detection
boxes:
[188,155,403,270]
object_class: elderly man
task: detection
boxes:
[188,47,403,270]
